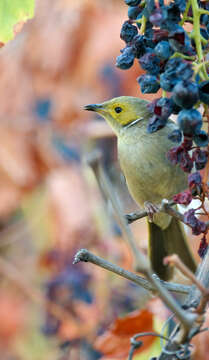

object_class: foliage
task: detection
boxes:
[0,0,35,44]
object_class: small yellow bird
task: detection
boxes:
[84,96,196,280]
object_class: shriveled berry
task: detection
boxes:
[188,171,202,189]
[116,47,135,69]
[147,115,167,133]
[184,209,207,235]
[131,35,146,58]
[179,150,193,172]
[167,146,183,165]
[138,52,160,75]
[173,190,192,205]
[192,148,208,170]
[160,58,193,91]
[137,74,160,93]
[147,97,173,119]
[120,21,138,43]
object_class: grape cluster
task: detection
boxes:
[116,0,209,145]
[117,0,209,252]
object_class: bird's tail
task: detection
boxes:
[148,217,197,281]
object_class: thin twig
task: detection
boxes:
[164,254,209,297]
[126,199,209,230]
[74,249,197,330]
[85,150,149,273]
[73,249,191,295]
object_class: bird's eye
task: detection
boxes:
[114,106,122,113]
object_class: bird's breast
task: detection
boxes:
[118,126,187,207]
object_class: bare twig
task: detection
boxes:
[164,254,209,298]
[85,150,149,273]
[73,249,191,295]
[158,248,209,359]
[74,249,196,329]
[126,199,209,230]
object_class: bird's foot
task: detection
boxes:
[144,201,159,222]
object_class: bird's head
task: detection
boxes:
[84,96,151,135]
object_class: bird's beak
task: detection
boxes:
[83,104,104,112]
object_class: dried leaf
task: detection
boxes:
[94,309,154,359]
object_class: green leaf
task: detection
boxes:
[0,0,35,44]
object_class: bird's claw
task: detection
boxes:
[144,201,159,222]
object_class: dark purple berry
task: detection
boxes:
[116,47,135,69]
[137,74,160,93]
[128,6,142,20]
[120,21,138,43]
[148,97,173,119]
[177,109,202,136]
[160,58,193,91]
[153,29,169,42]
[188,171,202,189]
[192,148,208,170]
[147,115,167,133]
[149,8,164,27]
[167,146,183,165]
[154,40,172,59]
[179,150,193,172]
[193,130,209,147]
[138,52,160,75]
[172,81,199,109]
[173,189,192,205]
[131,35,146,58]
[184,209,207,235]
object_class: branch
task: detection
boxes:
[126,199,209,230]
[85,150,149,273]
[73,249,191,295]
[158,248,209,359]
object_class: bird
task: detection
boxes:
[84,96,196,280]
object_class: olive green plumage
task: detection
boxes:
[84,96,196,280]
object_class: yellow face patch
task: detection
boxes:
[105,101,139,126]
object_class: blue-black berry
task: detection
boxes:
[120,21,138,43]
[116,47,135,69]
[137,74,160,93]
[172,81,199,109]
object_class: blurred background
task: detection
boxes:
[0,0,205,359]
